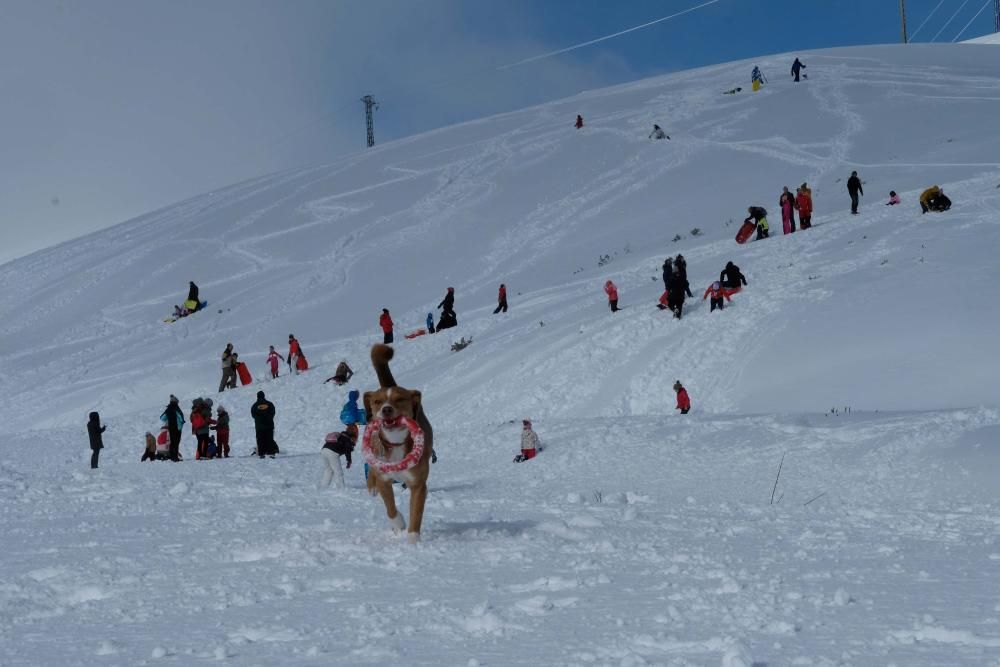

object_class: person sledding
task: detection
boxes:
[324,360,354,385]
[266,345,284,379]
[575,114,584,129]
[703,281,732,312]
[288,335,308,373]
[183,281,202,313]
[649,124,670,140]
[604,280,620,312]
[747,206,769,239]
[919,186,951,213]
[319,424,359,490]
[887,190,901,206]
[791,57,805,82]
[514,419,541,463]
[720,261,747,291]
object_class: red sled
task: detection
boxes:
[404,328,427,340]
[735,220,756,244]
[236,362,253,386]
[295,356,309,372]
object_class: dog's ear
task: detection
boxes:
[410,390,422,412]
[363,391,374,422]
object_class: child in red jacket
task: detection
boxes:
[604,280,619,312]
[674,381,691,414]
[702,281,732,312]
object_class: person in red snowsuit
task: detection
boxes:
[796,184,813,229]
[493,284,508,314]
[288,335,307,373]
[575,114,584,129]
[267,345,284,379]
[604,280,619,312]
[674,381,691,414]
[379,309,394,344]
[702,281,732,312]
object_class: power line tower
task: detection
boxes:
[361,95,379,148]
[899,0,909,43]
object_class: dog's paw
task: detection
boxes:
[407,532,420,545]
[389,513,406,533]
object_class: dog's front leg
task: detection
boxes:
[376,476,405,533]
[407,481,428,543]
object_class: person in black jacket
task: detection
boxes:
[438,287,455,316]
[187,281,200,311]
[87,411,106,469]
[250,391,277,458]
[673,254,693,298]
[791,57,805,82]
[847,171,863,215]
[161,395,184,462]
[662,257,673,290]
[666,272,687,320]
[720,262,747,289]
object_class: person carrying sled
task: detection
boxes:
[426,312,435,334]
[514,419,540,463]
[674,254,693,297]
[779,186,797,234]
[662,257,673,290]
[604,280,620,312]
[747,206,769,239]
[796,183,813,229]
[847,171,863,215]
[379,309,394,344]
[703,281,732,312]
[720,261,747,290]
[266,345,284,379]
[324,360,354,386]
[649,124,669,140]
[288,334,307,374]
[251,391,277,458]
[87,412,106,469]
[887,191,901,206]
[791,57,805,82]
[160,394,185,462]
[575,114,584,129]
[212,404,230,458]
[494,284,508,314]
[219,344,237,392]
[674,381,691,414]
[666,272,687,319]
[319,424,358,490]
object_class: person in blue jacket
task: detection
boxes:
[340,390,367,427]
[426,312,435,334]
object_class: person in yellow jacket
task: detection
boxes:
[919,186,951,213]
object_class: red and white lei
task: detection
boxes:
[362,416,425,474]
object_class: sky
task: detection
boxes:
[1,0,996,264]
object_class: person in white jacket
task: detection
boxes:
[514,419,540,463]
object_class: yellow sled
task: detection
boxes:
[752,79,761,92]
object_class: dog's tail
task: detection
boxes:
[371,344,397,388]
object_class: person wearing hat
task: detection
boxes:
[193,398,216,460]
[219,343,237,392]
[160,394,185,462]
[514,419,540,463]
[213,405,231,458]
[673,382,691,414]
[796,183,813,230]
[319,424,359,490]
[251,391,277,458]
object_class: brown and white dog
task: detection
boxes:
[363,344,434,543]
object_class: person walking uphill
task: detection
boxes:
[674,254,693,298]
[791,57,805,82]
[87,411,106,469]
[219,343,237,392]
[779,186,797,234]
[662,257,673,291]
[666,272,687,319]
[720,262,747,290]
[493,284,508,314]
[251,391,277,458]
[703,281,732,312]
[604,280,620,312]
[161,394,185,462]
[847,171,863,215]
[674,381,691,414]
[379,309,394,344]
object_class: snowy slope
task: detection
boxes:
[3,43,1000,666]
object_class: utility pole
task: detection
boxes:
[361,95,379,148]
[900,0,909,43]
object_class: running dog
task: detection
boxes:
[363,344,434,543]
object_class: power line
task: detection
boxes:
[496,0,723,71]
[931,0,973,41]
[909,0,946,40]
[952,0,994,40]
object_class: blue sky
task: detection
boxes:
[1,0,996,262]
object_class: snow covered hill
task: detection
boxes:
[2,44,1000,665]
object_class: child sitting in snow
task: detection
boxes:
[141,432,157,462]
[887,191,901,206]
[514,419,540,463]
[319,425,358,489]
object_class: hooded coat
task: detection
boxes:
[340,390,367,425]
[87,412,105,450]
